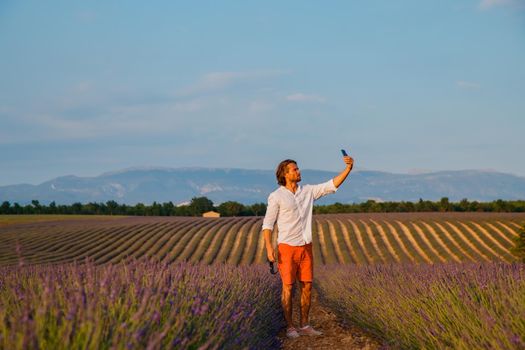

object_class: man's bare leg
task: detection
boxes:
[282,283,294,328]
[281,283,294,328]
[299,281,312,327]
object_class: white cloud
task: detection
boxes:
[286,93,326,103]
[248,100,273,113]
[73,81,94,93]
[76,10,98,23]
[0,97,208,144]
[456,80,481,89]
[189,72,245,92]
[478,0,518,10]
[0,70,291,144]
[178,69,288,96]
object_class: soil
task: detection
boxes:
[279,286,385,350]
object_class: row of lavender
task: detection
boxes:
[0,260,284,349]
[316,262,525,349]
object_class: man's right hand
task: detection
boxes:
[266,246,276,263]
[263,229,276,262]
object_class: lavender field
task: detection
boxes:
[1,214,524,349]
[316,262,525,349]
[0,260,283,349]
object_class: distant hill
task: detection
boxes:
[1,167,525,205]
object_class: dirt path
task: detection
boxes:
[279,286,384,350]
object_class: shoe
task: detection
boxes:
[286,327,300,339]
[298,325,323,336]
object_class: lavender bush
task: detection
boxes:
[316,262,525,349]
[0,260,283,349]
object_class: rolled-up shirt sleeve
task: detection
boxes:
[262,193,279,231]
[311,179,338,200]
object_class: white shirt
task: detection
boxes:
[262,179,338,246]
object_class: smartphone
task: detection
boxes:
[341,149,348,157]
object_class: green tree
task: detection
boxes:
[416,198,437,212]
[48,201,57,214]
[0,201,10,214]
[174,205,191,216]
[217,201,244,217]
[83,202,100,215]
[31,200,42,214]
[106,200,119,215]
[188,197,215,216]
[439,197,450,212]
[12,203,21,214]
[134,203,146,216]
[150,201,162,216]
[71,202,82,214]
[493,199,507,212]
[360,200,382,213]
[163,201,175,216]
[250,203,267,216]
[457,198,469,212]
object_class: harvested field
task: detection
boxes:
[1,213,523,266]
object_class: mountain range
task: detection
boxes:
[1,167,525,205]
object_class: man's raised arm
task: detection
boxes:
[333,155,354,188]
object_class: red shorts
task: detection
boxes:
[277,243,313,285]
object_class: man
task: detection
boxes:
[262,155,354,338]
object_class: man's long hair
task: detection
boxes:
[276,159,296,186]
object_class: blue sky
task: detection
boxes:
[0,0,524,186]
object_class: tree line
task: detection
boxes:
[0,198,266,217]
[313,198,525,214]
[1,197,524,217]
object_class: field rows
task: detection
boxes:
[0,213,523,266]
